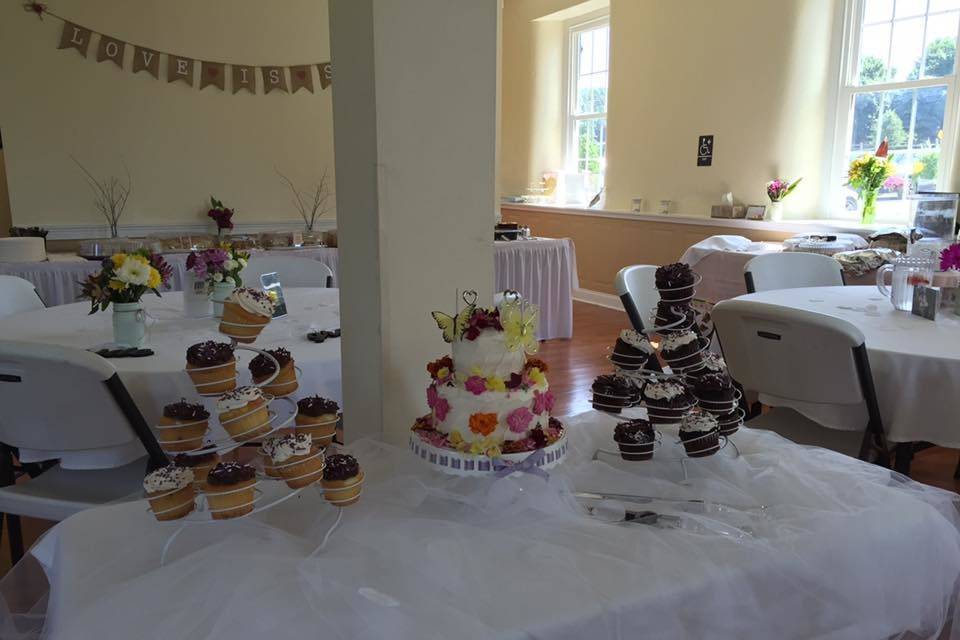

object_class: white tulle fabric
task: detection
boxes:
[2,410,959,640]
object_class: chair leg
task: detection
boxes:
[893,443,915,476]
[5,515,23,564]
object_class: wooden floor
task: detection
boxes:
[1,301,958,577]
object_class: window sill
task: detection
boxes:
[499,202,899,237]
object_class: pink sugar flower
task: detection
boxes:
[533,390,554,415]
[465,376,487,395]
[507,407,534,433]
[434,397,450,422]
[426,384,439,409]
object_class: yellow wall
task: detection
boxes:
[501,0,840,219]
[0,0,335,229]
[0,151,11,236]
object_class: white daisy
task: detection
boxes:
[116,259,150,286]
[213,272,224,282]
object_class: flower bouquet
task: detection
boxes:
[764,178,801,221]
[79,251,172,347]
[207,196,235,237]
[848,140,893,224]
[186,245,250,317]
[940,243,960,316]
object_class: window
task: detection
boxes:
[833,0,960,221]
[566,17,609,192]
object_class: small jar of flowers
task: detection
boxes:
[79,251,172,347]
[185,245,250,318]
[765,178,802,222]
[207,196,235,238]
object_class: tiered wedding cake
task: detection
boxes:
[410,293,566,475]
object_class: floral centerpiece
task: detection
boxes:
[940,243,960,316]
[186,245,250,317]
[79,251,172,347]
[764,177,802,222]
[207,196,235,237]
[848,139,894,224]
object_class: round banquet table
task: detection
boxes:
[736,285,960,447]
[0,288,342,466]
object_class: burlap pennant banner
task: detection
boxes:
[39,10,331,96]
[132,46,160,78]
[289,64,313,93]
[317,62,332,90]
[57,22,91,57]
[201,61,226,91]
[232,64,255,94]
[95,35,125,68]
[261,66,288,94]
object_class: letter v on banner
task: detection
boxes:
[133,46,160,78]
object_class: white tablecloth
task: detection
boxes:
[0,289,342,466]
[0,248,340,307]
[494,238,578,340]
[738,286,960,446]
[2,410,958,639]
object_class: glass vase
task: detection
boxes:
[861,190,878,224]
[112,302,146,348]
[210,282,234,318]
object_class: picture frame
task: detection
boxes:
[745,205,766,220]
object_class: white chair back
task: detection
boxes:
[712,299,865,405]
[615,265,660,331]
[0,276,45,317]
[243,256,334,288]
[0,341,165,469]
[744,253,844,293]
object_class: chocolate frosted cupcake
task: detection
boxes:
[654,300,695,332]
[642,377,695,425]
[204,462,257,519]
[296,396,340,445]
[655,262,697,301]
[322,453,363,506]
[659,331,706,371]
[592,374,633,414]
[692,371,735,404]
[716,409,743,437]
[679,409,720,458]
[173,448,221,486]
[613,419,656,461]
[157,399,210,452]
[684,353,727,381]
[249,347,298,397]
[611,329,655,371]
[185,341,236,395]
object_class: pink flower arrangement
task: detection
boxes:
[941,243,960,271]
[532,390,554,415]
[464,308,503,341]
[766,178,802,203]
[506,407,534,433]
[465,376,487,395]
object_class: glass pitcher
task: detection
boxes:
[876,256,935,311]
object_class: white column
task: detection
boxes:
[330,0,498,443]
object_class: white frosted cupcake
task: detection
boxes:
[218,386,272,442]
[265,433,324,489]
[144,466,196,521]
[219,287,275,343]
[679,409,720,458]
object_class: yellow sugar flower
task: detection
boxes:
[486,445,502,458]
[449,431,464,446]
[436,367,450,380]
[111,253,126,267]
[527,367,546,388]
[486,376,506,392]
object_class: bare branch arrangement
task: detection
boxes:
[71,156,132,238]
[276,167,332,231]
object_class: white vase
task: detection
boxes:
[210,282,234,318]
[183,272,212,318]
[767,201,784,222]
[112,302,146,348]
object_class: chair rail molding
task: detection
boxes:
[41,219,337,240]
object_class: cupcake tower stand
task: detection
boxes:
[151,322,355,564]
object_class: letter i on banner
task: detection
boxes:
[133,46,160,78]
[232,64,255,94]
[57,22,92,57]
[96,35,126,68]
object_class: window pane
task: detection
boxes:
[577,118,606,175]
[865,0,894,22]
[889,16,925,81]
[920,12,958,78]
[578,30,593,76]
[930,0,960,11]
[895,0,927,18]
[858,23,892,84]
[593,27,609,73]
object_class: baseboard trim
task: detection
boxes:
[39,219,337,240]
[573,287,622,311]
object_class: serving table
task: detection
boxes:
[1,410,958,639]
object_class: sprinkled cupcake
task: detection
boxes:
[249,347,298,397]
[295,396,340,445]
[655,262,697,301]
[659,330,705,371]
[613,419,656,461]
[642,376,695,425]
[679,409,720,458]
[157,399,209,453]
[144,465,195,521]
[219,287,275,343]
[322,453,363,507]
[592,374,634,414]
[185,341,236,395]
[611,329,656,371]
[204,461,257,519]
[218,386,271,442]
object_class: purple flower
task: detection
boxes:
[506,407,534,433]
[532,390,554,415]
[434,397,450,422]
[941,243,960,271]
[465,376,487,395]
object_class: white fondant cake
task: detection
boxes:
[451,330,525,380]
[0,237,46,263]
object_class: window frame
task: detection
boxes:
[563,14,610,178]
[829,0,960,221]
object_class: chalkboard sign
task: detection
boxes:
[697,135,713,166]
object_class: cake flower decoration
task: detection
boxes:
[465,376,487,395]
[507,407,534,433]
[501,299,539,354]
[469,412,498,436]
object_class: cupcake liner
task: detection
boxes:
[147,496,197,518]
[220,398,274,426]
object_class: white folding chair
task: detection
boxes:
[0,341,168,563]
[743,252,844,293]
[712,299,889,465]
[0,276,45,317]
[615,265,660,332]
[243,256,334,288]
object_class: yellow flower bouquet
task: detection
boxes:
[79,250,172,314]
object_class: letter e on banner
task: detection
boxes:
[167,55,195,85]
